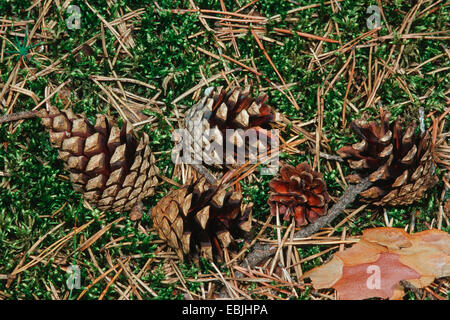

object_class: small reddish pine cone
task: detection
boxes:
[337,111,438,206]
[151,177,252,262]
[182,86,276,169]
[39,106,158,213]
[268,163,331,226]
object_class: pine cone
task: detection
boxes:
[151,177,252,262]
[182,86,276,169]
[39,106,158,212]
[444,199,450,217]
[268,163,331,226]
[337,111,438,206]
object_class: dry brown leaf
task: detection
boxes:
[303,227,450,300]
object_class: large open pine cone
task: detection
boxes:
[337,111,438,206]
[182,86,276,168]
[39,106,158,212]
[268,163,331,226]
[151,177,252,262]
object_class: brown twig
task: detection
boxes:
[0,110,39,124]
[191,164,219,185]
[400,280,425,298]
[218,177,372,297]
[273,28,339,43]
[292,177,372,239]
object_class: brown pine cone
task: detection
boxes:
[444,199,450,217]
[268,163,331,226]
[337,111,438,206]
[182,86,276,169]
[151,177,252,262]
[39,106,158,213]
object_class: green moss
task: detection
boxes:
[0,0,448,300]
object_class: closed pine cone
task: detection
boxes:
[182,86,276,168]
[268,163,331,226]
[151,177,252,262]
[39,106,158,213]
[337,111,438,206]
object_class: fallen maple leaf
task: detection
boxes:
[303,227,450,300]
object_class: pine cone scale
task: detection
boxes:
[338,112,438,206]
[183,87,276,169]
[39,106,158,212]
[269,163,331,227]
[152,178,252,262]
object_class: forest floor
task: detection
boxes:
[0,0,448,300]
